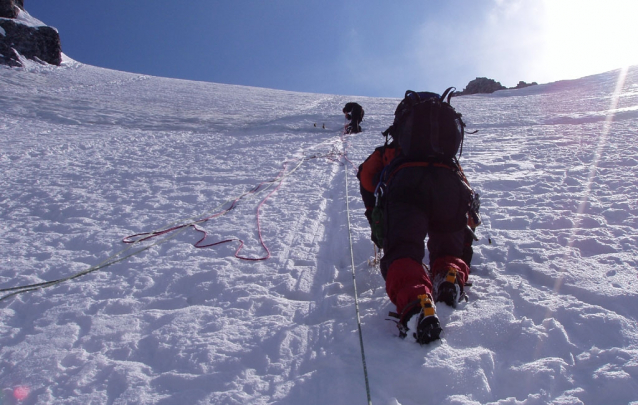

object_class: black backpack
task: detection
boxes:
[383,88,466,160]
[343,102,365,122]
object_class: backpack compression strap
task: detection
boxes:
[440,87,456,103]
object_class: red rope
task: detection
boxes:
[122,136,355,262]
[190,162,290,261]
[123,157,303,261]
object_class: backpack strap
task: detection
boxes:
[429,99,441,153]
[404,90,420,106]
[440,87,456,103]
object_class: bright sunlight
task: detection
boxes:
[542,0,638,80]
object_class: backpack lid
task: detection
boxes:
[386,87,465,160]
[394,91,440,116]
[407,91,440,103]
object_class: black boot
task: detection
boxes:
[396,293,442,345]
[433,267,460,307]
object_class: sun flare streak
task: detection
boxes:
[553,66,629,294]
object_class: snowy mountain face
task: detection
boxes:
[1,59,638,405]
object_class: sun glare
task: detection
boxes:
[542,0,638,80]
[553,66,629,297]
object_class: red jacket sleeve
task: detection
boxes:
[360,150,384,193]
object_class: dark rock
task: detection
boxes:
[0,0,62,66]
[0,0,22,19]
[458,77,507,96]
[513,81,538,89]
[455,77,539,96]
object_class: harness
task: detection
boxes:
[385,160,458,185]
[372,156,481,247]
[375,158,462,203]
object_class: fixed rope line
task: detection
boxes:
[0,159,298,301]
[124,156,308,260]
[0,186,244,302]
[122,138,347,257]
[1,155,305,300]
[0,142,343,303]
[0,214,194,302]
[342,134,373,405]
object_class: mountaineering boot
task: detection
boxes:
[433,266,460,307]
[415,314,442,345]
[413,293,442,345]
[395,293,441,345]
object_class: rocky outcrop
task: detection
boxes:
[456,77,538,96]
[458,77,507,96]
[0,0,62,66]
[0,0,23,19]
[513,80,538,89]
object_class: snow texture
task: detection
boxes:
[13,8,47,28]
[1,59,638,405]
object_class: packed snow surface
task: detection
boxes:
[1,59,638,405]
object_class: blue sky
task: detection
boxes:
[26,0,638,97]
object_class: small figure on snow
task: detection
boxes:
[343,102,364,134]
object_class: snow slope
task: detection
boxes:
[1,58,638,405]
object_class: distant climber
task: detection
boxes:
[343,102,364,134]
